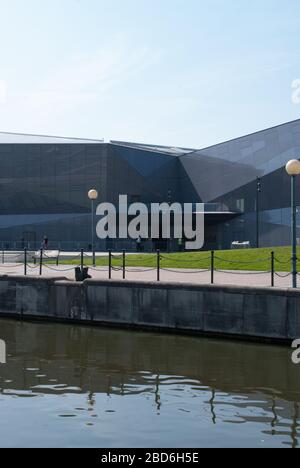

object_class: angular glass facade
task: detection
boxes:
[0,120,300,251]
[0,141,107,250]
[179,119,300,249]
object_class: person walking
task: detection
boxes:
[42,236,49,251]
[136,236,142,253]
[178,238,184,252]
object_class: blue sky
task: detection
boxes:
[0,0,299,148]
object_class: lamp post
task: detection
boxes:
[256,177,261,249]
[286,160,300,288]
[88,189,99,267]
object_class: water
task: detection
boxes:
[0,319,299,448]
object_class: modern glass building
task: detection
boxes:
[0,119,300,251]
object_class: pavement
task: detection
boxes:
[0,262,295,288]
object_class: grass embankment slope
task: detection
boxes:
[60,246,296,272]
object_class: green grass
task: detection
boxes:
[52,246,298,272]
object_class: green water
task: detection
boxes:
[0,319,299,448]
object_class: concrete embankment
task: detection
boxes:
[0,275,299,344]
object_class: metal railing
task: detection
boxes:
[10,248,295,287]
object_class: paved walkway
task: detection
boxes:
[0,263,295,288]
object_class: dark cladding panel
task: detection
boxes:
[0,143,107,247]
[179,120,300,205]
[106,144,181,205]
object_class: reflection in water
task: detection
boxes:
[0,319,299,448]
[209,389,217,425]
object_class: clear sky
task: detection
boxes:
[0,0,299,148]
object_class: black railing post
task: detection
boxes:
[109,250,112,279]
[122,250,126,280]
[2,250,4,264]
[271,251,275,287]
[211,251,215,285]
[39,249,43,276]
[24,249,27,276]
[81,249,84,274]
[56,251,60,267]
[157,250,160,282]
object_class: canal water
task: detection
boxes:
[0,318,299,448]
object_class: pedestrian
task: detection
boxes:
[42,236,49,251]
[178,238,184,252]
[136,236,142,253]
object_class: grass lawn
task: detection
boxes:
[53,246,297,272]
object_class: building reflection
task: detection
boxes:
[0,319,299,447]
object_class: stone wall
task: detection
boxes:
[0,275,299,343]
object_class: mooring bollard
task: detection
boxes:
[211,251,215,285]
[271,251,275,287]
[122,250,126,280]
[109,250,112,279]
[39,249,43,276]
[157,250,160,282]
[24,249,27,276]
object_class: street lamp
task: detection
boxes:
[286,160,300,288]
[256,177,261,249]
[88,189,99,266]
